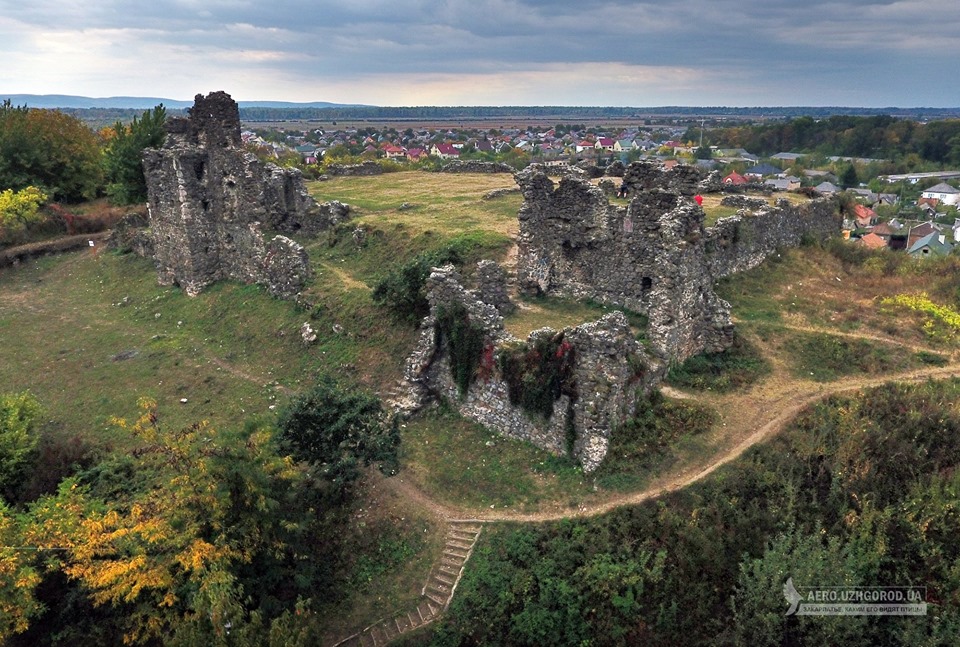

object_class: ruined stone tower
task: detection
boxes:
[143,91,347,298]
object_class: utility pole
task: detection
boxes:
[699,118,705,149]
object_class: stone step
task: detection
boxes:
[380,621,397,642]
[438,564,460,577]
[441,557,466,570]
[427,581,451,597]
[395,614,411,634]
[433,572,456,586]
[448,520,485,532]
[449,529,480,542]
[446,539,474,551]
[425,590,446,606]
[418,599,438,620]
[407,609,422,629]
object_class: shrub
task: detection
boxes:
[0,391,42,502]
[371,242,477,324]
[593,390,716,488]
[278,378,399,492]
[372,248,458,323]
[666,333,770,392]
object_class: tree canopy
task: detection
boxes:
[0,101,102,202]
[103,105,167,204]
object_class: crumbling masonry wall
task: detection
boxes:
[515,163,733,362]
[396,265,652,472]
[143,91,350,298]
[705,197,841,277]
[515,161,839,362]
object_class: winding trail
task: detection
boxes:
[330,356,960,645]
[382,361,960,524]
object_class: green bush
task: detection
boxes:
[0,391,41,502]
[371,247,464,324]
[371,233,497,324]
[666,333,770,392]
[278,377,399,492]
[593,390,716,488]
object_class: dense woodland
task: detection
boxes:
[705,115,960,165]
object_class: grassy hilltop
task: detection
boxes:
[4,171,960,643]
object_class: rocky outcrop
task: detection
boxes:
[395,265,653,472]
[143,91,345,298]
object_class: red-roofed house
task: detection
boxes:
[381,144,406,159]
[406,147,427,162]
[858,232,887,249]
[576,140,595,153]
[430,143,460,159]
[723,171,747,186]
[853,204,877,228]
[595,138,615,152]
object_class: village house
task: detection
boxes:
[908,232,954,258]
[766,176,801,191]
[430,143,460,159]
[381,143,407,159]
[859,232,888,249]
[723,171,748,186]
[920,182,960,206]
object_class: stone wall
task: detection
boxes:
[395,264,652,472]
[143,91,345,298]
[515,163,734,362]
[705,197,840,277]
[439,160,516,174]
[324,161,384,177]
[515,161,840,362]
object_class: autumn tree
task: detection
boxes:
[22,400,326,644]
[0,101,102,202]
[102,105,166,204]
[0,187,46,245]
[0,499,43,640]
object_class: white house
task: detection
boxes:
[921,182,960,206]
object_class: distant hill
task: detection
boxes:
[0,94,368,110]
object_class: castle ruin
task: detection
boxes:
[396,264,653,472]
[143,91,350,298]
[397,160,841,470]
[515,161,840,361]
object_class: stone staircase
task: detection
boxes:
[332,520,484,647]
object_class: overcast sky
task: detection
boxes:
[1,0,957,107]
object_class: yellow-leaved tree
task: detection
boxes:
[24,398,313,645]
[0,186,46,238]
